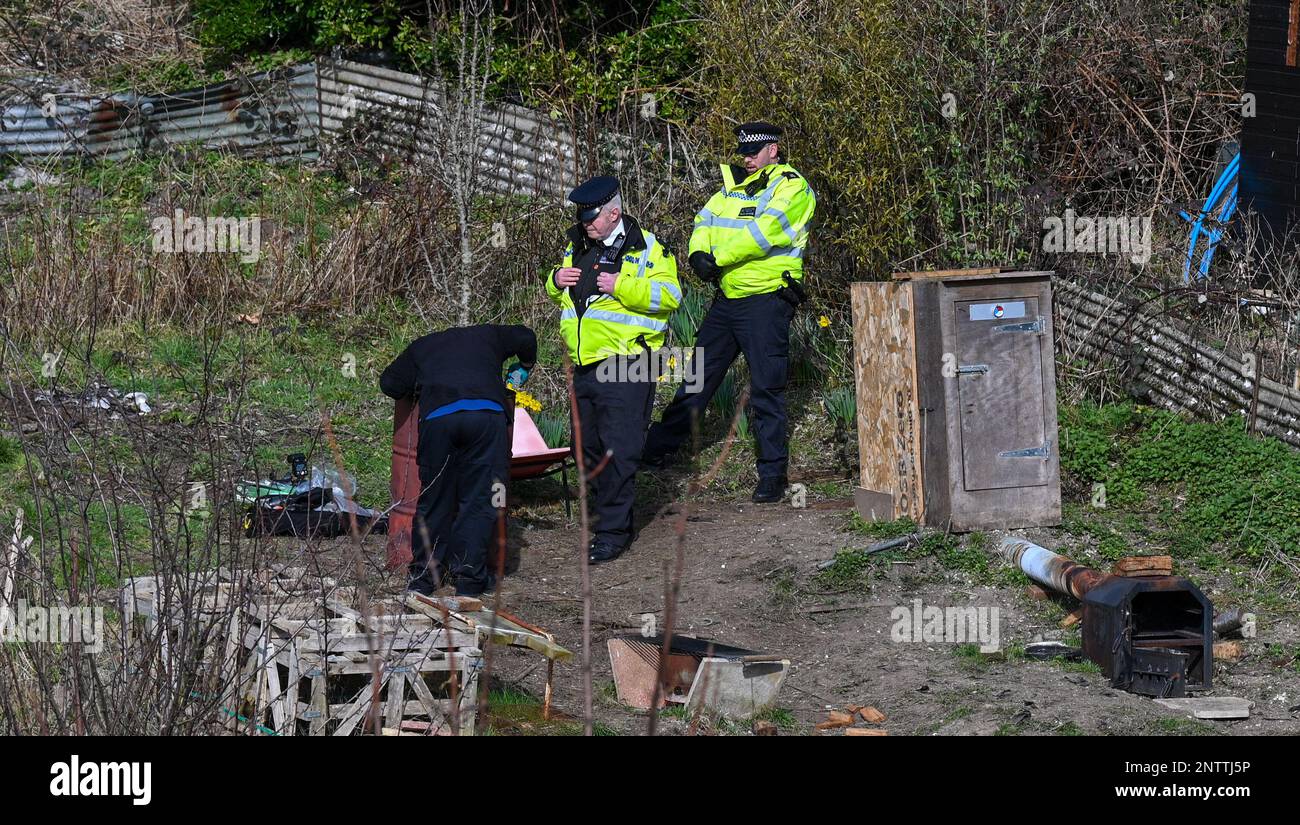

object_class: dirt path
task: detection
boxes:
[451,497,1300,736]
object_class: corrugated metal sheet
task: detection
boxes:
[0,94,147,161]
[145,63,319,162]
[1055,279,1300,447]
[1,58,577,192]
[1,63,319,163]
[316,58,575,196]
[0,63,319,164]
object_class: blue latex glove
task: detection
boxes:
[506,363,530,389]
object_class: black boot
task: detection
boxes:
[751,475,787,504]
[640,450,674,470]
[588,539,625,564]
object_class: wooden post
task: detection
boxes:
[1288,0,1299,67]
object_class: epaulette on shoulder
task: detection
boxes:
[782,170,801,180]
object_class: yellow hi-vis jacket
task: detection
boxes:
[688,162,816,298]
[546,216,682,367]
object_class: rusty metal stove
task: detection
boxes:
[1082,574,1212,697]
[1001,537,1212,697]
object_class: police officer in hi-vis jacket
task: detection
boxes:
[546,176,682,563]
[644,121,816,503]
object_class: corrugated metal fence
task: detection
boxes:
[0,58,575,194]
[316,59,575,196]
[0,63,318,163]
[1055,278,1300,447]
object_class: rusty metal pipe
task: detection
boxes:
[998,537,1108,599]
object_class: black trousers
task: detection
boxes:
[573,360,655,548]
[645,290,795,479]
[412,409,508,595]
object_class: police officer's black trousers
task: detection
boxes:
[645,290,794,479]
[412,410,507,596]
[573,361,655,548]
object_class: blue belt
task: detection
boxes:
[423,399,504,420]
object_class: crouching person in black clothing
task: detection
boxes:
[379,324,537,597]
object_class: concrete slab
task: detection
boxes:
[1154,697,1254,720]
[685,656,790,719]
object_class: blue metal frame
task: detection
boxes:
[1180,151,1239,283]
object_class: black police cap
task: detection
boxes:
[735,121,783,156]
[567,175,620,222]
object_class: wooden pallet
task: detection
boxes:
[123,566,482,736]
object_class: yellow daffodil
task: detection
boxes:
[818,315,831,328]
[513,389,543,412]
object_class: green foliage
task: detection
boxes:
[1060,402,1300,560]
[846,512,918,539]
[244,48,317,73]
[534,413,570,449]
[789,313,823,384]
[695,0,921,272]
[711,371,749,440]
[191,0,697,116]
[789,312,850,386]
[1050,656,1102,674]
[899,2,1049,267]
[1265,644,1300,673]
[668,286,708,349]
[814,548,877,591]
[192,0,413,62]
[750,706,797,729]
[931,534,989,578]
[484,683,619,735]
[193,0,398,59]
[821,386,856,430]
[102,58,215,95]
[0,435,17,467]
[192,0,309,59]
[953,643,982,660]
[292,0,401,49]
[1152,717,1217,736]
[490,1,698,117]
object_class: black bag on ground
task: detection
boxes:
[242,488,387,538]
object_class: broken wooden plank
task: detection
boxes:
[308,675,327,736]
[384,671,407,731]
[1112,555,1173,577]
[815,710,855,730]
[407,593,483,613]
[1024,584,1050,601]
[1213,641,1244,662]
[406,671,444,720]
[282,641,300,736]
[859,706,887,724]
[333,672,390,736]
